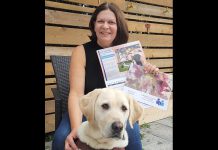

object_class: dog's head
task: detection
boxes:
[79,88,143,139]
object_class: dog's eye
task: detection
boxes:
[102,103,109,110]
[121,105,127,111]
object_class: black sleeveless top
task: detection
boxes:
[83,40,106,94]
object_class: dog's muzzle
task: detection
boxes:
[111,121,123,138]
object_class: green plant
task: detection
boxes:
[140,132,145,140]
[140,123,150,129]
[45,134,54,142]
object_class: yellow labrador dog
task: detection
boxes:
[77,88,143,149]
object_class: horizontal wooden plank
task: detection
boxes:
[45,62,56,76]
[45,9,172,34]
[45,26,91,45]
[125,1,172,18]
[65,0,99,6]
[45,9,90,27]
[45,77,56,84]
[45,0,95,13]
[45,26,172,47]
[66,0,125,10]
[45,46,73,60]
[135,0,172,7]
[159,68,173,73]
[45,100,55,114]
[125,13,172,24]
[45,62,54,76]
[146,58,172,68]
[144,48,172,58]
[45,114,55,133]
[127,20,172,34]
[129,33,172,47]
[45,84,56,99]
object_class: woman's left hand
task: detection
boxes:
[144,61,159,74]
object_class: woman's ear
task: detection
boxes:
[128,95,144,128]
[79,89,102,124]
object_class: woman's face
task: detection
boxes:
[94,9,117,48]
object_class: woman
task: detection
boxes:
[52,2,159,150]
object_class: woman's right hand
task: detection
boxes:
[64,129,79,150]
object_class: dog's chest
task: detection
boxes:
[75,138,125,150]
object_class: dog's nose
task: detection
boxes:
[111,121,123,133]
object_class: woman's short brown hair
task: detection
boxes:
[89,2,129,46]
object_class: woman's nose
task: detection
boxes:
[102,22,109,28]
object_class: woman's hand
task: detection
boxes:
[65,129,79,150]
[144,61,159,74]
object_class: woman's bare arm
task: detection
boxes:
[68,45,86,130]
[65,45,86,150]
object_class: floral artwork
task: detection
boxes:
[125,63,172,100]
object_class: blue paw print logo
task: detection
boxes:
[156,98,164,106]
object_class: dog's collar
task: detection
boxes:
[75,138,125,150]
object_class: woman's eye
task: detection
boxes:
[102,103,109,110]
[97,20,104,23]
[108,21,116,25]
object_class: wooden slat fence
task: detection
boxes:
[45,0,173,133]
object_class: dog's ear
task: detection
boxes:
[128,95,144,128]
[79,88,102,124]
